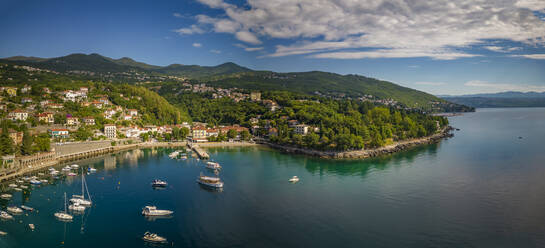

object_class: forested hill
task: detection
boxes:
[1,53,472,112]
[442,91,545,108]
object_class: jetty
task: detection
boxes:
[188,143,209,159]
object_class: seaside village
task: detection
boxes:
[0,84,322,176]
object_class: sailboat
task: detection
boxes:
[54,193,73,221]
[70,172,92,206]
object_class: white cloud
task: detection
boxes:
[174,25,205,35]
[210,49,222,54]
[464,80,545,92]
[415,82,446,86]
[483,46,522,53]
[512,54,545,59]
[408,65,420,68]
[173,13,182,18]
[245,47,264,52]
[181,0,545,59]
[192,43,202,47]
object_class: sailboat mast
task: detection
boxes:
[64,192,67,213]
[81,171,84,197]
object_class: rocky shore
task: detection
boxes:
[261,127,454,159]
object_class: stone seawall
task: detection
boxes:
[262,127,453,159]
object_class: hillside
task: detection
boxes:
[1,53,471,112]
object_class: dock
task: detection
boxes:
[188,143,209,159]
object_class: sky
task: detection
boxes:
[0,0,544,95]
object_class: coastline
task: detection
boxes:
[259,127,453,159]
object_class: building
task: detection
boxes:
[1,87,17,97]
[5,129,23,145]
[206,128,219,137]
[82,117,95,125]
[66,117,79,126]
[104,124,117,139]
[123,115,132,120]
[8,109,28,121]
[128,109,138,116]
[250,92,261,101]
[21,97,33,103]
[21,85,32,93]
[294,124,309,135]
[268,128,278,137]
[191,126,207,142]
[49,129,69,139]
[46,103,64,109]
[37,112,54,124]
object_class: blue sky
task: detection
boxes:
[0,0,544,95]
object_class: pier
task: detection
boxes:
[188,143,209,159]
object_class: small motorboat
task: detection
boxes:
[62,166,71,172]
[50,170,59,175]
[288,176,299,183]
[141,206,173,216]
[88,167,97,173]
[30,179,42,185]
[21,205,34,212]
[20,185,28,189]
[16,180,24,184]
[13,188,22,192]
[151,179,168,187]
[38,172,44,176]
[0,211,13,220]
[40,179,48,183]
[0,231,6,235]
[29,224,35,230]
[8,184,17,188]
[67,172,77,176]
[196,174,224,188]
[7,206,23,214]
[0,194,12,199]
[71,164,79,169]
[68,202,86,212]
[205,161,221,170]
[142,232,167,243]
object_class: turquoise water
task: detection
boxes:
[1,107,545,247]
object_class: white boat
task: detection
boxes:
[21,205,34,211]
[68,202,86,212]
[196,174,224,188]
[13,188,22,192]
[70,173,92,206]
[142,232,167,243]
[71,164,79,169]
[8,184,17,188]
[141,206,173,216]
[0,231,6,235]
[168,151,179,159]
[29,224,35,230]
[0,211,13,220]
[29,179,42,185]
[88,167,97,173]
[50,171,59,175]
[16,180,24,184]
[62,166,71,172]
[7,206,22,214]
[54,193,73,221]
[288,176,300,183]
[67,172,77,176]
[20,185,28,190]
[0,194,12,199]
[205,161,222,170]
[48,167,55,171]
[40,179,48,183]
[151,179,168,187]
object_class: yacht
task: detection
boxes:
[141,206,173,216]
[7,206,22,214]
[142,232,167,243]
[289,176,300,183]
[151,179,168,187]
[0,211,13,220]
[54,193,73,221]
[21,205,34,212]
[70,173,92,206]
[205,161,222,170]
[197,174,224,188]
[0,194,12,199]
[68,202,86,212]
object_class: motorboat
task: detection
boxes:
[142,232,167,243]
[205,161,221,170]
[29,179,42,185]
[197,174,224,188]
[7,206,22,214]
[141,206,173,216]
[40,179,48,183]
[29,224,35,230]
[8,184,17,188]
[21,205,34,212]
[20,185,28,189]
[151,179,168,187]
[0,231,6,235]
[0,194,12,199]
[289,176,300,183]
[68,172,77,176]
[50,170,59,175]
[16,179,24,184]
[88,167,97,173]
[71,164,79,169]
[0,211,13,220]
[68,202,86,212]
[62,166,71,172]
[38,172,44,176]
[70,173,92,206]
[13,188,22,192]
[54,193,73,221]
[168,151,179,159]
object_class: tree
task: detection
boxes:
[240,130,251,141]
[33,133,51,152]
[74,127,92,141]
[0,127,15,155]
[140,132,150,142]
[21,129,33,155]
[180,127,189,140]
[227,129,237,139]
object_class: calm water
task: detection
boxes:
[1,108,545,247]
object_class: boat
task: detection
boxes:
[168,151,179,159]
[288,176,300,183]
[67,172,77,176]
[141,206,173,216]
[38,172,44,176]
[29,224,35,230]
[205,161,222,170]
[21,205,34,211]
[7,206,23,214]
[71,164,79,169]
[70,173,92,206]
[54,193,73,221]
[151,179,168,187]
[16,180,24,184]
[13,188,22,192]
[88,167,97,173]
[196,174,224,188]
[180,155,187,160]
[20,185,28,189]
[29,179,42,185]
[40,179,48,183]
[0,194,12,199]
[50,170,59,175]
[142,232,167,243]
[8,184,17,188]
[0,211,13,220]
[68,202,86,212]
[62,166,71,172]
[0,231,6,235]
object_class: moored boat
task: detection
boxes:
[197,174,224,188]
[67,172,77,176]
[29,224,35,230]
[21,205,34,211]
[68,202,86,212]
[88,167,97,173]
[0,211,13,220]
[0,194,12,199]
[70,173,92,206]
[289,176,300,183]
[62,166,71,172]
[8,184,17,188]
[30,179,42,185]
[71,164,79,169]
[141,206,173,216]
[205,161,222,170]
[13,188,22,192]
[7,206,23,214]
[151,179,168,187]
[54,193,73,221]
[142,232,167,243]
[20,185,28,189]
